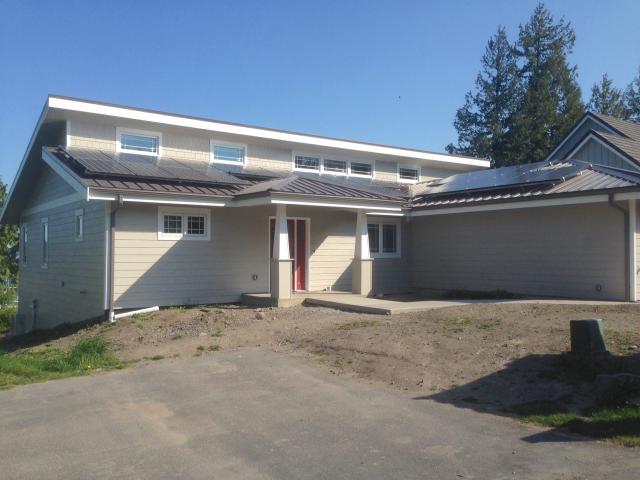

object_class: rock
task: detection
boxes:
[255,312,266,320]
[594,373,640,406]
[199,332,207,337]
[629,345,639,351]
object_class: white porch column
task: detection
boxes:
[629,200,637,302]
[270,204,292,303]
[352,210,373,296]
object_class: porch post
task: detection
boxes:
[352,209,373,296]
[270,204,292,304]
[629,200,637,302]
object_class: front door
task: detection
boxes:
[270,218,307,291]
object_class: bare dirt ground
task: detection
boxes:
[6,302,639,417]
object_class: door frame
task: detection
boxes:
[268,216,311,292]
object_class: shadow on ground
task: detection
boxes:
[413,352,640,444]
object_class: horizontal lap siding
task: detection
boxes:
[409,204,626,301]
[371,221,409,294]
[19,166,106,329]
[112,205,270,308]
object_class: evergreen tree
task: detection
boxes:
[588,73,627,118]
[506,3,584,165]
[625,66,640,122]
[0,179,18,285]
[446,26,520,167]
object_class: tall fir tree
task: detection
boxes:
[588,73,627,118]
[625,66,640,122]
[446,26,520,167]
[506,3,584,165]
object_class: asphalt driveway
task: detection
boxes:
[1,349,638,480]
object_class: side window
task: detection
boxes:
[75,209,84,241]
[41,218,49,268]
[21,224,28,264]
[211,142,246,166]
[367,221,400,258]
[367,223,379,253]
[117,128,161,156]
[398,166,419,182]
[158,208,210,241]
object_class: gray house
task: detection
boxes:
[3,96,640,331]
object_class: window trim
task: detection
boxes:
[292,152,375,178]
[321,158,348,176]
[397,164,420,183]
[157,206,211,241]
[74,208,84,242]
[116,127,162,157]
[21,224,28,265]
[210,139,248,166]
[41,217,49,268]
[349,160,374,178]
[367,218,401,258]
[293,152,322,172]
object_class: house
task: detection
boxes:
[547,112,640,170]
[2,96,640,332]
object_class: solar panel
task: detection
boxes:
[65,148,249,185]
[426,160,585,196]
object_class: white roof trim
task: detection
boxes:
[48,96,489,168]
[545,113,617,161]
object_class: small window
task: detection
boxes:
[323,159,347,174]
[399,167,419,182]
[21,224,28,264]
[163,215,182,234]
[382,224,397,253]
[74,209,84,241]
[294,155,320,171]
[187,215,206,236]
[367,224,379,253]
[212,143,245,165]
[41,218,48,268]
[120,133,159,154]
[351,162,373,177]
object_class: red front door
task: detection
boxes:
[270,218,307,291]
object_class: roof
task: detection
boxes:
[411,159,640,210]
[47,95,490,169]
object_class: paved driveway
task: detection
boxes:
[1,349,638,479]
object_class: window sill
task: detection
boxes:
[211,159,246,167]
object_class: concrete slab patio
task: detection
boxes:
[1,348,638,480]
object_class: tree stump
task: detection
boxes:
[570,319,607,355]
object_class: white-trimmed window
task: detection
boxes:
[21,224,28,264]
[74,209,84,241]
[367,220,400,258]
[294,154,321,171]
[350,161,373,177]
[322,159,347,175]
[398,166,419,183]
[116,127,161,156]
[211,140,246,166]
[41,217,49,268]
[157,207,210,241]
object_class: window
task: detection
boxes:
[367,220,400,258]
[117,128,161,156]
[41,218,48,268]
[294,155,321,171]
[158,208,210,240]
[350,162,373,177]
[398,167,419,182]
[367,223,379,253]
[21,225,28,264]
[211,142,246,165]
[323,159,347,174]
[74,209,84,241]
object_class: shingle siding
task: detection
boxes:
[18,165,106,329]
[408,204,626,301]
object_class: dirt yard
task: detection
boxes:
[6,301,639,418]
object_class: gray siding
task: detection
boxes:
[18,165,107,329]
[568,138,636,170]
[408,204,626,301]
[550,117,615,160]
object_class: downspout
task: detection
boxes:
[609,194,630,301]
[107,195,123,322]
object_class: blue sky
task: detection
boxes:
[1,0,639,185]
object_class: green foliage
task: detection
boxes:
[588,74,628,118]
[625,67,640,122]
[447,26,521,167]
[0,286,17,334]
[0,179,19,286]
[0,336,122,389]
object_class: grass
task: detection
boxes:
[149,355,164,361]
[515,401,640,447]
[337,320,379,330]
[0,336,123,389]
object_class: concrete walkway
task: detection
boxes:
[1,349,638,479]
[302,293,633,315]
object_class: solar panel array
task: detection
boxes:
[425,160,585,196]
[62,148,250,185]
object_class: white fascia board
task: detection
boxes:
[41,148,88,195]
[409,194,610,216]
[613,192,640,201]
[86,190,228,207]
[546,113,617,161]
[48,96,489,169]
[365,211,405,216]
[270,195,403,211]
